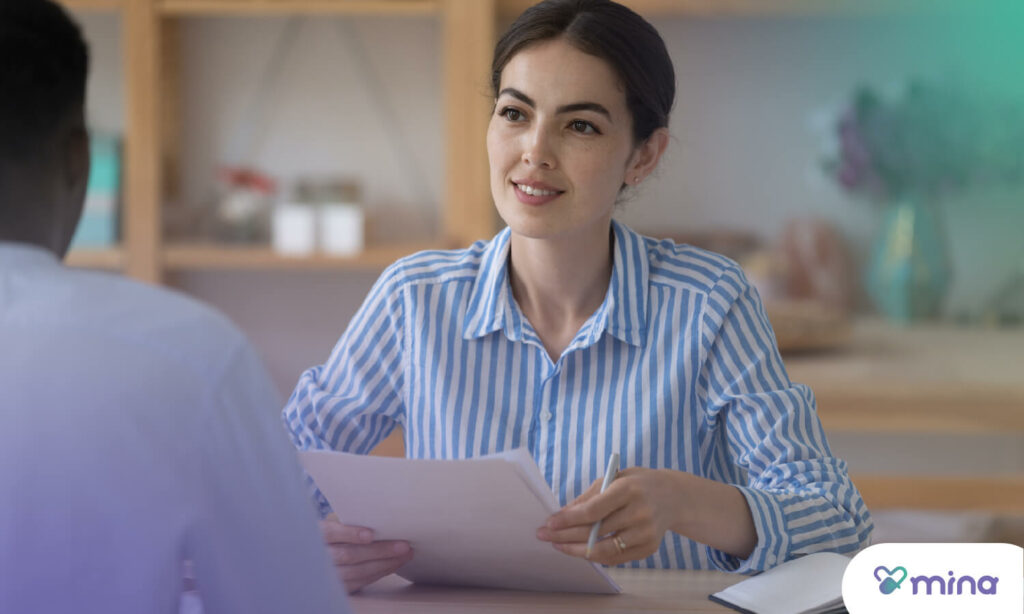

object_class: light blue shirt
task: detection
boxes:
[0,242,349,614]
[284,221,873,574]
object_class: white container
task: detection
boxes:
[272,204,316,255]
[319,203,364,256]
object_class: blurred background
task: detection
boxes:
[65,0,1022,544]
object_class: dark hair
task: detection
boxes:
[0,0,89,163]
[491,0,675,144]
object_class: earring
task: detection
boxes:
[634,176,641,184]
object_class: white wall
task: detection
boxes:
[74,9,1024,474]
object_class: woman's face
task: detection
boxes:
[487,37,641,242]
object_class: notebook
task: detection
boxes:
[709,551,851,614]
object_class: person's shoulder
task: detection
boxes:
[641,234,745,296]
[70,269,249,360]
[375,237,496,291]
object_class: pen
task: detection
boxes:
[585,452,620,558]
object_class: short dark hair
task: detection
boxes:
[492,0,675,144]
[0,0,89,163]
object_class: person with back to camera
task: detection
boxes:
[0,1,352,611]
[284,0,874,593]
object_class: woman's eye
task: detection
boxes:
[501,107,523,121]
[570,119,597,134]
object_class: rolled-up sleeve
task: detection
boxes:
[697,264,873,573]
[282,265,407,514]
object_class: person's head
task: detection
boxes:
[487,0,674,243]
[0,0,90,257]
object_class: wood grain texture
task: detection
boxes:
[786,320,1024,434]
[65,248,125,270]
[499,0,960,19]
[158,0,438,15]
[124,0,163,283]
[442,0,499,247]
[163,241,450,270]
[855,475,1024,513]
[58,0,122,11]
[350,568,739,613]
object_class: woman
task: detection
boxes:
[285,0,873,593]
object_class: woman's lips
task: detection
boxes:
[512,181,563,206]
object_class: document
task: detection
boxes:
[299,448,621,594]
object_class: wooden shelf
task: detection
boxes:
[163,240,451,270]
[785,320,1024,435]
[500,0,951,19]
[854,475,1024,513]
[159,0,439,16]
[65,247,124,270]
[59,0,122,11]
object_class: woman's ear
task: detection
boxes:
[625,127,670,185]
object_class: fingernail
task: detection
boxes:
[536,528,548,540]
[393,542,410,554]
[359,529,373,542]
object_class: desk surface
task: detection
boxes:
[349,568,741,613]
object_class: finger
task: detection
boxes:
[320,519,375,545]
[554,530,644,566]
[538,502,639,544]
[582,502,645,538]
[536,524,593,544]
[329,540,412,566]
[341,550,415,593]
[547,480,630,530]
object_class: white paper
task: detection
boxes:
[299,448,620,594]
[710,551,850,614]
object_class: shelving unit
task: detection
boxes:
[158,0,440,15]
[64,0,944,282]
[64,0,494,282]
[499,0,954,19]
[64,248,125,270]
[60,0,123,10]
[162,240,450,270]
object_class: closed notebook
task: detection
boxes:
[709,551,851,614]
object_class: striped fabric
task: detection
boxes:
[283,220,873,573]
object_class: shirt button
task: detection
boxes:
[541,411,553,421]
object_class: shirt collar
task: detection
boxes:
[461,220,649,347]
[0,241,61,271]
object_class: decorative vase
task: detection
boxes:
[866,198,952,323]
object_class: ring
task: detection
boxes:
[614,536,627,553]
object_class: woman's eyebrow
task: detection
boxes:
[555,102,612,121]
[498,87,535,107]
[497,88,612,122]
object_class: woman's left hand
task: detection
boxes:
[536,467,683,566]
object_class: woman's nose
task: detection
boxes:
[521,126,556,169]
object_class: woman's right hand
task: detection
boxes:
[319,514,414,593]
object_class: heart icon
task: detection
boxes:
[874,565,908,595]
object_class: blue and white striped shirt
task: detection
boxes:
[284,220,873,573]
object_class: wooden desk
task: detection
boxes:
[349,568,741,613]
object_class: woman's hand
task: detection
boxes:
[320,514,414,593]
[535,467,758,566]
[535,467,682,566]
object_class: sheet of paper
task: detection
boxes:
[299,448,620,594]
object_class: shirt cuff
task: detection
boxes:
[705,486,791,574]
